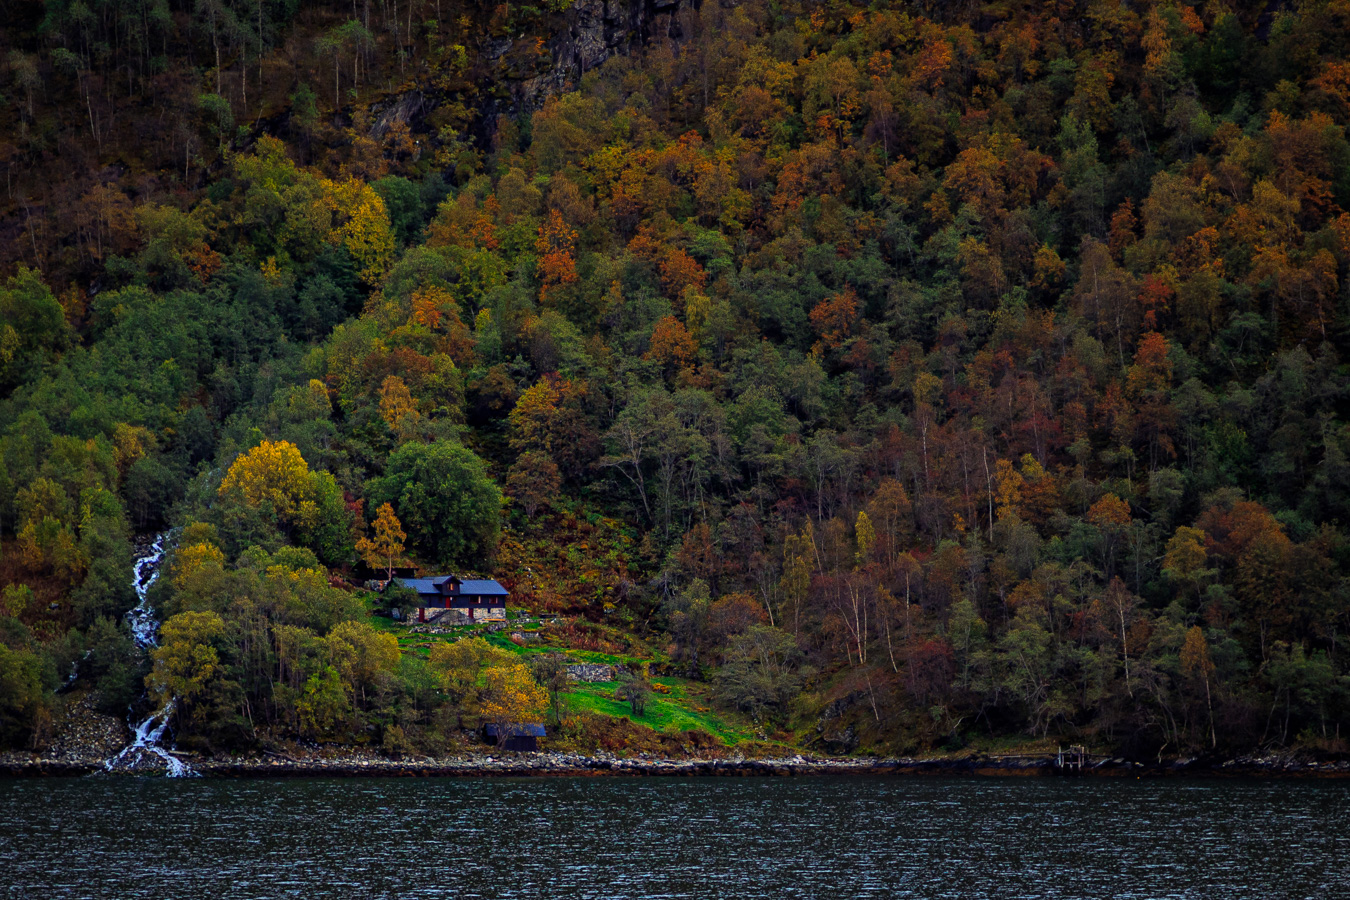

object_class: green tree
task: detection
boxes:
[83,616,142,715]
[713,625,803,721]
[614,669,653,716]
[198,93,235,154]
[0,268,68,390]
[368,440,503,569]
[298,665,349,737]
[290,82,319,143]
[0,645,54,748]
[296,470,354,566]
[529,652,570,726]
[148,611,226,710]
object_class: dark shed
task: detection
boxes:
[484,723,547,752]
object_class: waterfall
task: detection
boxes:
[126,532,170,650]
[104,531,197,777]
[106,702,193,777]
[61,650,91,690]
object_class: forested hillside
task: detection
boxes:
[4,0,1350,759]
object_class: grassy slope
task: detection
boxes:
[563,678,754,747]
[361,593,763,749]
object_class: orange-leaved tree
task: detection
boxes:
[356,502,406,582]
[658,247,707,298]
[535,208,578,303]
[507,451,561,519]
[1087,493,1132,580]
[809,287,861,352]
[645,315,697,375]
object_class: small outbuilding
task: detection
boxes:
[484,723,546,752]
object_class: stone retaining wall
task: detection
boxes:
[565,664,614,682]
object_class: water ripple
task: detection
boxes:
[0,776,1347,899]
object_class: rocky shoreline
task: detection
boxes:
[5,745,1350,779]
[7,691,1346,780]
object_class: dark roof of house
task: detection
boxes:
[485,723,546,737]
[395,577,443,595]
[392,576,509,598]
[458,579,508,596]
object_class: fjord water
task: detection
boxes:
[2,776,1345,899]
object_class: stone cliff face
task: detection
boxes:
[548,0,691,90]
[472,0,697,139]
[366,0,699,156]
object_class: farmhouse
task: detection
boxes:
[393,575,509,624]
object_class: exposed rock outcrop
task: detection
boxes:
[566,663,616,682]
[369,91,431,140]
[42,692,130,763]
[350,0,699,155]
[472,0,697,138]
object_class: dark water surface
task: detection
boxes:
[2,775,1347,899]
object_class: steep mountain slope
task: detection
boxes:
[4,0,1350,759]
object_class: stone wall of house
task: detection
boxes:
[566,664,615,683]
[423,607,469,625]
[421,607,508,624]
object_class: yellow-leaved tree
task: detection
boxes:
[15,476,82,579]
[172,541,225,590]
[427,637,515,727]
[218,440,312,519]
[854,510,875,569]
[216,440,353,565]
[480,663,548,747]
[324,620,400,707]
[378,375,422,444]
[507,378,562,454]
[356,502,406,581]
[321,177,395,286]
[148,611,226,715]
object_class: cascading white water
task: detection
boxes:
[107,702,192,777]
[62,650,91,689]
[126,532,170,650]
[105,531,196,777]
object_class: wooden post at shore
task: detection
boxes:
[1056,745,1087,774]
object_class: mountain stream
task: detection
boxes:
[104,532,195,777]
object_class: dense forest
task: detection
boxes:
[4,0,1350,760]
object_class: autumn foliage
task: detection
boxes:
[219,441,313,520]
[7,0,1350,759]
